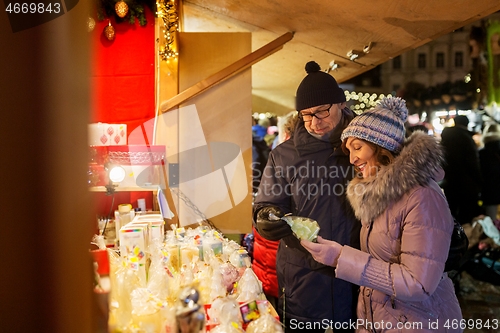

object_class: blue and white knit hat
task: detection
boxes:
[341,97,408,153]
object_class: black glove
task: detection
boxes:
[255,206,293,241]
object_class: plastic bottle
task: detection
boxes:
[118,204,132,229]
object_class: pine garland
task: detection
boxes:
[96,0,156,26]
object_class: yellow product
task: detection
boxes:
[165,244,180,273]
[180,244,200,266]
[112,265,142,329]
[246,313,283,333]
[130,288,163,332]
[131,309,162,332]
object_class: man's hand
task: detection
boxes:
[301,236,343,267]
[255,206,293,241]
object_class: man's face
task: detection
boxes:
[300,103,343,136]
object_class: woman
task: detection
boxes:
[302,97,462,332]
[479,123,500,221]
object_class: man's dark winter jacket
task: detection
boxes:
[253,109,361,327]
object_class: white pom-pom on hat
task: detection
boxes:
[377,97,408,122]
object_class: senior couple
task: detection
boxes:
[253,61,463,332]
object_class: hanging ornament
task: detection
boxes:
[103,21,115,41]
[87,16,96,32]
[115,0,129,18]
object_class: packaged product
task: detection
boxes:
[130,288,162,333]
[236,268,264,303]
[281,215,320,242]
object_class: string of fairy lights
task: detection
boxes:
[253,91,393,120]
[344,90,393,114]
[156,0,179,62]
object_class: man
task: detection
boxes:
[440,115,482,225]
[253,111,298,310]
[253,61,361,332]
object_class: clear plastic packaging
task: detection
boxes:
[91,234,107,250]
[281,216,320,242]
[220,262,240,293]
[106,224,276,332]
[209,263,227,302]
[245,301,283,333]
[210,323,245,333]
[130,288,162,333]
[180,244,200,267]
[160,306,177,333]
[207,296,243,330]
[245,312,283,333]
[147,242,172,302]
[236,268,264,303]
[112,258,142,330]
[229,249,251,269]
[164,243,181,274]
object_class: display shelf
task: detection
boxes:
[89,186,158,192]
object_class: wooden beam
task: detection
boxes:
[160,31,294,113]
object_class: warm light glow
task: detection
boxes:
[109,166,126,183]
[157,0,179,61]
[432,118,444,132]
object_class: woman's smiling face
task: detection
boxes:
[345,137,379,179]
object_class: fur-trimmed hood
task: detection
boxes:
[346,131,444,223]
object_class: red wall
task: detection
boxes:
[90,7,156,216]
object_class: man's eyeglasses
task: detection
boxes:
[299,105,332,122]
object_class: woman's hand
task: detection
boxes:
[301,236,343,267]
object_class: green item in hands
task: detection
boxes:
[281,216,320,242]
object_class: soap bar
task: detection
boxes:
[281,216,320,242]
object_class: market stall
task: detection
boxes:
[86,1,285,331]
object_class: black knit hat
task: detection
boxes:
[295,61,346,111]
[454,115,469,127]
